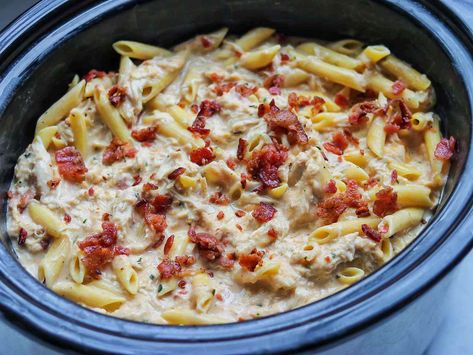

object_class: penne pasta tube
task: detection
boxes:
[69,251,86,284]
[367,116,386,158]
[424,118,444,186]
[240,45,281,70]
[380,55,431,91]
[297,42,363,70]
[35,126,58,149]
[337,267,365,285]
[380,208,424,238]
[38,237,70,287]
[94,85,132,143]
[236,27,275,51]
[28,202,67,239]
[360,45,391,64]
[327,39,364,56]
[310,217,380,244]
[69,109,89,158]
[112,40,172,60]
[392,185,433,208]
[161,309,230,325]
[366,72,421,109]
[35,80,86,133]
[191,273,215,313]
[112,255,139,295]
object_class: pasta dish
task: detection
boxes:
[6,28,455,324]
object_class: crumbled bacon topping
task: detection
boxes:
[188,100,221,137]
[208,73,224,83]
[316,179,368,224]
[288,92,325,114]
[157,258,181,279]
[324,179,337,194]
[246,141,288,188]
[280,53,290,63]
[102,138,137,165]
[209,191,230,205]
[226,158,237,170]
[64,214,71,224]
[168,167,186,180]
[239,248,264,272]
[47,178,61,190]
[263,102,308,145]
[83,69,106,82]
[78,222,129,278]
[132,126,157,142]
[235,84,257,97]
[235,210,246,218]
[135,196,170,235]
[55,146,88,183]
[334,91,349,108]
[175,255,196,266]
[252,202,277,223]
[163,235,174,256]
[188,226,225,261]
[392,80,406,95]
[200,36,212,48]
[108,85,127,107]
[373,187,399,217]
[323,130,357,155]
[17,190,34,213]
[263,75,284,96]
[391,170,398,185]
[217,211,225,220]
[237,138,247,161]
[131,175,142,187]
[434,136,455,161]
[189,146,215,166]
[212,81,236,96]
[361,224,382,242]
[348,101,380,126]
[18,227,28,246]
[267,228,278,239]
[384,99,412,134]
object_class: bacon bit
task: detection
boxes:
[343,128,359,146]
[263,75,284,96]
[209,192,230,206]
[239,248,264,272]
[280,53,290,63]
[237,138,247,161]
[252,202,277,223]
[267,228,278,239]
[226,158,237,170]
[236,224,243,231]
[208,73,224,83]
[168,167,186,180]
[190,146,215,166]
[188,226,224,261]
[200,36,212,48]
[16,190,34,213]
[188,100,221,137]
[379,223,389,234]
[78,222,128,278]
[86,187,94,196]
[157,258,181,279]
[64,214,71,224]
[102,213,110,221]
[247,142,288,188]
[235,84,257,97]
[373,187,399,217]
[175,255,196,266]
[83,69,106,82]
[257,103,268,117]
[361,224,382,242]
[129,175,141,187]
[324,179,337,194]
[235,210,246,218]
[215,293,224,301]
[102,138,137,165]
[384,99,412,133]
[334,92,349,108]
[132,126,157,142]
[177,280,187,288]
[434,136,456,160]
[325,255,332,263]
[212,81,236,96]
[47,178,61,190]
[188,115,210,137]
[55,146,88,183]
[391,170,398,185]
[40,237,51,250]
[240,172,250,189]
[18,227,28,246]
[323,131,349,155]
[268,87,281,95]
[135,200,168,234]
[264,104,309,145]
[217,211,225,220]
[316,179,368,224]
[288,92,321,112]
[392,80,406,95]
[363,177,379,190]
[164,235,174,256]
[355,205,371,217]
[152,194,173,214]
[108,85,127,107]
[190,104,199,114]
[348,101,380,126]
[143,182,158,192]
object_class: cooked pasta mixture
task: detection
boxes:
[7,28,456,324]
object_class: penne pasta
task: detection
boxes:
[28,202,67,239]
[112,40,172,60]
[380,55,431,91]
[297,42,363,70]
[309,217,380,244]
[367,116,386,158]
[240,45,281,70]
[69,108,89,158]
[380,208,424,238]
[337,267,365,285]
[112,255,139,295]
[38,237,70,287]
[35,126,58,149]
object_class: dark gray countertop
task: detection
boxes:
[0,0,472,354]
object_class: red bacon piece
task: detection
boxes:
[188,100,221,137]
[280,53,290,64]
[78,222,128,278]
[55,146,88,183]
[264,106,308,145]
[64,214,72,224]
[235,210,246,218]
[384,98,412,133]
[168,167,186,180]
[175,255,196,266]
[334,91,349,108]
[190,146,215,166]
[208,73,224,83]
[83,69,106,82]
[152,194,173,214]
[157,258,181,279]
[323,131,349,155]
[131,126,157,142]
[361,224,382,242]
[212,81,236,96]
[136,200,168,234]
[237,138,247,161]
[239,248,264,272]
[324,179,337,194]
[434,136,455,160]
[246,142,288,188]
[188,226,224,261]
[132,175,142,187]
[200,36,212,48]
[348,101,380,126]
[108,85,127,107]
[263,75,284,96]
[252,202,277,223]
[392,80,406,95]
[209,192,230,206]
[163,235,174,256]
[391,170,398,185]
[373,187,399,217]
[217,211,225,220]
[235,84,257,97]
[47,178,61,190]
[267,228,278,239]
[102,138,137,165]
[18,227,28,246]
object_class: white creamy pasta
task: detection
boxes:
[6,27,455,324]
